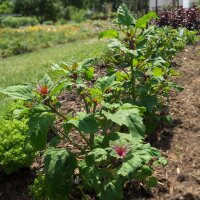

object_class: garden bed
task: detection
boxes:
[0,41,199,200]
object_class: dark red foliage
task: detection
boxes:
[157,6,200,30]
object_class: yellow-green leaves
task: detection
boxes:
[99,30,119,40]
[135,12,158,29]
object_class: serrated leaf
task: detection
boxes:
[102,106,145,138]
[135,12,158,29]
[28,106,54,150]
[87,148,108,163]
[117,156,143,177]
[99,30,119,39]
[117,3,136,26]
[67,113,98,134]
[99,179,123,200]
[0,85,34,100]
[44,147,77,190]
[95,74,116,93]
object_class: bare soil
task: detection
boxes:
[0,43,199,200]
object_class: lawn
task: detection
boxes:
[0,38,106,114]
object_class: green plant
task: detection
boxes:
[1,16,39,28]
[0,102,36,174]
[1,3,197,199]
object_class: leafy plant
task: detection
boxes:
[1,3,197,199]
[0,102,36,174]
[157,6,200,30]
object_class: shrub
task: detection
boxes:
[1,16,39,28]
[157,6,200,30]
[64,6,87,22]
[0,0,13,14]
[43,20,54,25]
[0,102,36,174]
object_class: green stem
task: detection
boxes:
[82,96,90,114]
[78,129,91,148]
[49,104,67,120]
[130,58,136,101]
[92,102,97,115]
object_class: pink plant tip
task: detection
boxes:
[114,145,128,158]
[37,85,49,96]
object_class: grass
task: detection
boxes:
[0,38,106,114]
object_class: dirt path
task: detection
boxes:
[151,42,200,200]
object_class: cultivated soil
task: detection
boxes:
[0,42,199,200]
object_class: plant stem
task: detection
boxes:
[82,96,90,114]
[78,129,91,148]
[130,57,136,101]
[49,104,67,120]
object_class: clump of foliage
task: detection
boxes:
[0,3,197,199]
[0,21,109,58]
[0,102,36,174]
[157,6,200,30]
[1,16,39,28]
[0,0,13,14]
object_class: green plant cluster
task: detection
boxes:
[0,20,109,58]
[1,16,39,28]
[0,4,198,200]
[0,102,36,174]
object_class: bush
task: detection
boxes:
[1,16,39,28]
[0,0,13,14]
[64,6,87,22]
[0,103,36,174]
[157,6,200,30]
[43,20,54,25]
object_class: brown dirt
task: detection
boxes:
[0,43,200,200]
[150,42,200,200]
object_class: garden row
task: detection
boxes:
[0,20,111,58]
[0,4,198,200]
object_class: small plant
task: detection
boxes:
[0,102,36,174]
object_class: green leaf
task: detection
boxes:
[135,12,158,29]
[117,3,136,26]
[44,147,77,190]
[50,81,72,97]
[99,179,123,200]
[99,30,119,39]
[128,114,145,138]
[117,156,143,177]
[40,74,53,87]
[153,67,164,77]
[83,67,94,81]
[95,74,116,93]
[87,148,108,163]
[0,85,34,100]
[146,177,158,188]
[67,113,98,134]
[102,105,145,138]
[28,106,54,150]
